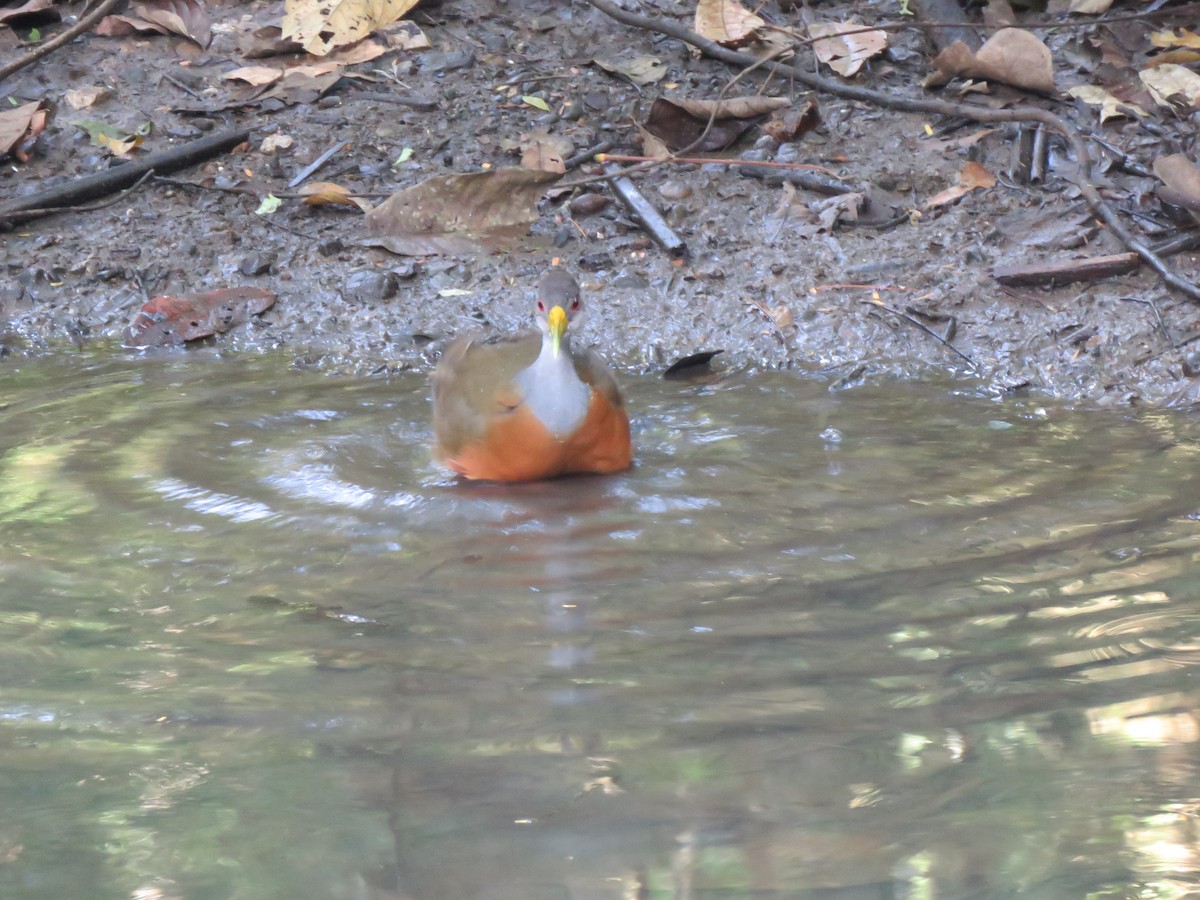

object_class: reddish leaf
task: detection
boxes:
[125,288,276,347]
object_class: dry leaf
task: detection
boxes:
[520,132,572,174]
[362,168,560,256]
[635,123,670,159]
[98,0,211,46]
[283,0,418,56]
[1151,30,1200,50]
[300,181,370,212]
[1067,84,1146,121]
[593,53,667,86]
[64,87,109,110]
[760,98,821,142]
[259,68,344,105]
[125,288,277,346]
[808,22,887,77]
[931,28,1054,93]
[324,37,389,66]
[695,0,763,46]
[1068,0,1113,12]
[1153,154,1200,220]
[925,161,996,208]
[236,24,303,58]
[223,66,284,87]
[0,101,50,163]
[1140,64,1200,108]
[643,96,790,151]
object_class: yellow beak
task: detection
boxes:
[548,305,568,356]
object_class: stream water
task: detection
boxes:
[2,351,1200,899]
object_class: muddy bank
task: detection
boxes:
[2,0,1198,406]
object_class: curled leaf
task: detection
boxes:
[925,161,996,208]
[643,95,791,151]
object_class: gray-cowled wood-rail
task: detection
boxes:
[432,268,633,481]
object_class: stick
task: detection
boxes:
[287,140,351,189]
[603,163,687,257]
[0,127,251,229]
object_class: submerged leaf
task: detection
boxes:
[125,288,277,347]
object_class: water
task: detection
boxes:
[2,351,1200,899]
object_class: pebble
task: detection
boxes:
[570,193,610,216]
[344,270,398,303]
[658,180,692,201]
[239,253,274,276]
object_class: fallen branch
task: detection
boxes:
[585,0,1200,303]
[992,231,1200,289]
[604,163,686,257]
[0,127,251,229]
[0,0,123,83]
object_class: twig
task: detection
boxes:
[287,140,352,189]
[863,299,979,371]
[4,170,155,220]
[0,0,123,82]
[0,127,251,229]
[604,163,686,257]
[585,0,1200,303]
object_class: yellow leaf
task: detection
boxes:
[282,0,419,56]
[522,96,550,112]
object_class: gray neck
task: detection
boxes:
[515,333,591,438]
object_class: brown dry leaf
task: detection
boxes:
[362,168,561,256]
[931,127,995,152]
[223,66,284,87]
[694,0,763,47]
[1066,84,1146,121]
[0,0,56,26]
[124,288,277,347]
[236,24,303,58]
[259,67,344,105]
[99,0,211,47]
[64,87,109,110]
[807,21,887,77]
[0,101,50,163]
[324,37,389,65]
[635,123,670,160]
[1068,0,1112,11]
[761,98,820,142]
[1140,64,1200,108]
[1153,154,1200,219]
[983,0,1016,27]
[593,53,667,86]
[300,181,371,212]
[812,191,864,231]
[520,132,572,174]
[283,0,418,56]
[931,28,1054,93]
[643,96,790,151]
[925,162,995,208]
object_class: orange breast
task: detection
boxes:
[442,390,632,482]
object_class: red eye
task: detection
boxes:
[570,299,580,310]
[537,300,545,311]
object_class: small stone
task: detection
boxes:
[344,269,397,303]
[611,271,650,290]
[658,180,692,201]
[570,193,611,216]
[316,238,345,256]
[239,253,274,276]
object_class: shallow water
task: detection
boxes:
[2,352,1200,899]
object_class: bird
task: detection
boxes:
[432,268,633,482]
